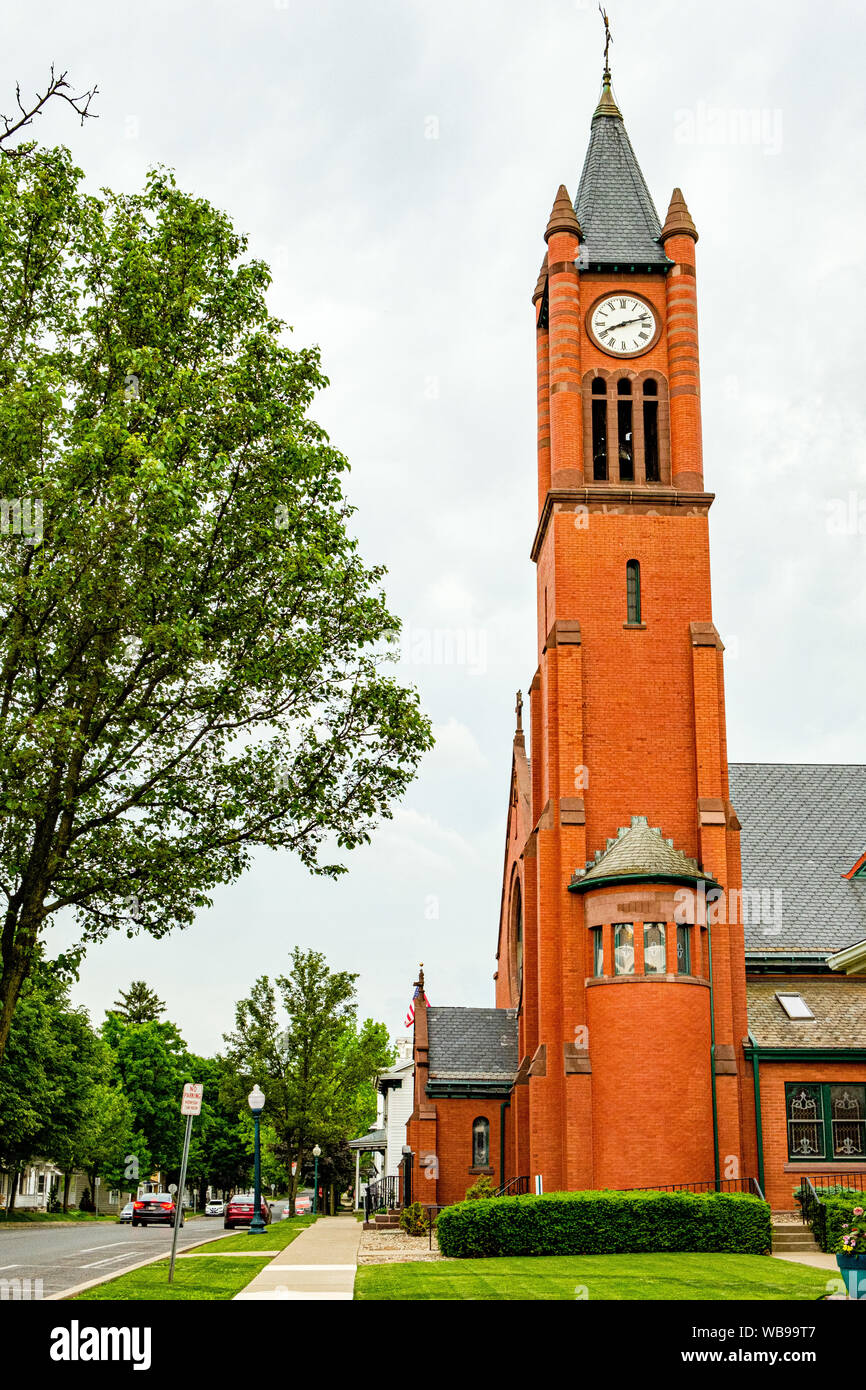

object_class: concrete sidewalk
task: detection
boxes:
[234,1215,362,1301]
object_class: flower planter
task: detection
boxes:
[836,1253,866,1300]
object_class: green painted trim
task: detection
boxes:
[742,1046,866,1062]
[707,914,721,1190]
[499,1098,510,1189]
[426,1083,514,1099]
[568,871,720,895]
[747,1030,766,1196]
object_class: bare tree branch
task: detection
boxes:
[0,65,98,153]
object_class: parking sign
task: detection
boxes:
[181,1083,203,1115]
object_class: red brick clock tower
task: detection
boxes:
[492,63,755,1194]
[406,54,758,1207]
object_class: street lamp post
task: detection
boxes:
[247,1085,266,1235]
[312,1144,322,1216]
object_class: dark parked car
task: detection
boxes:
[224,1194,271,1229]
[131,1193,184,1228]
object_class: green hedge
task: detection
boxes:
[810,1196,860,1254]
[435,1190,771,1259]
[794,1186,863,1253]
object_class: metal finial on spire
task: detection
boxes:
[593,4,622,120]
[599,4,612,85]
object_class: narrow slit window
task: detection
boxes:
[472,1117,490,1168]
[617,385,634,481]
[676,924,691,974]
[644,399,659,481]
[591,927,603,977]
[626,559,641,624]
[592,397,608,480]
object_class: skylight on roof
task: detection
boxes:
[775,993,815,1020]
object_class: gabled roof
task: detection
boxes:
[573,82,671,270]
[568,815,714,893]
[729,763,866,956]
[746,979,866,1049]
[426,1006,518,1092]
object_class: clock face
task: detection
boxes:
[588,294,658,356]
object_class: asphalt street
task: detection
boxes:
[0,1215,236,1298]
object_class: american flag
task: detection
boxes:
[404,985,429,1028]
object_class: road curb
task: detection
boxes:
[47,1229,236,1301]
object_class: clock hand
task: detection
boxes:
[602,315,651,332]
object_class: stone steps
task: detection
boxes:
[772,1222,820,1254]
[362,1213,402,1231]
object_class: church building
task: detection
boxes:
[406,54,866,1213]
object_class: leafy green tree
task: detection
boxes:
[181,1053,250,1203]
[102,1014,189,1177]
[0,967,57,1208]
[38,1006,110,1210]
[71,1082,146,1205]
[110,981,165,1025]
[223,948,392,1214]
[0,137,433,1062]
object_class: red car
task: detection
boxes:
[224,1194,272,1229]
[131,1192,184,1228]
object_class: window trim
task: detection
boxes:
[626,559,641,625]
[613,922,635,976]
[471,1116,491,1169]
[784,1081,866,1162]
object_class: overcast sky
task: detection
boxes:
[12,0,866,1054]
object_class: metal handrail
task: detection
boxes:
[493,1175,531,1198]
[614,1177,760,1196]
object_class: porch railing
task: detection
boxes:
[364,1174,402,1221]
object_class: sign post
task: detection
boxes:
[168,1083,203,1284]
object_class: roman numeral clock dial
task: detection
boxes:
[588,294,659,357]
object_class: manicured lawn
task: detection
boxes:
[215,1213,317,1253]
[74,1256,270,1302]
[355,1254,830,1302]
[71,1213,317,1300]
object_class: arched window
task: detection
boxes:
[509,877,523,1003]
[613,923,634,975]
[643,379,660,481]
[626,559,641,625]
[472,1117,490,1168]
[591,378,607,480]
[617,379,634,481]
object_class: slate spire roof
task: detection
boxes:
[569,815,716,892]
[573,78,671,269]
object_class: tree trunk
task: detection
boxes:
[0,944,30,1068]
[8,1168,20,1213]
[62,1171,72,1214]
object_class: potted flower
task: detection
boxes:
[837,1206,866,1299]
